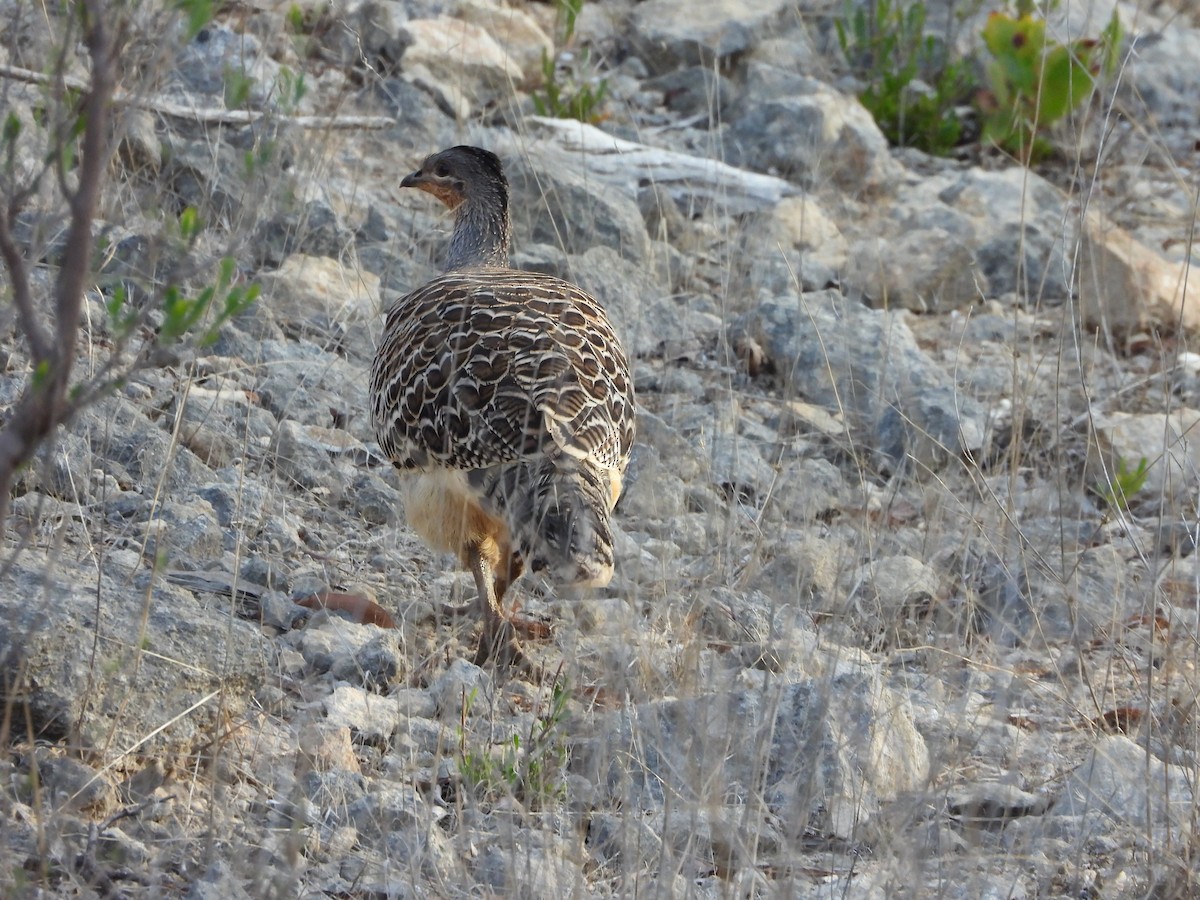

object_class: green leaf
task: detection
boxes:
[2,112,21,144]
[175,0,213,40]
[178,206,201,242]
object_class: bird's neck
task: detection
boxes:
[443,191,511,271]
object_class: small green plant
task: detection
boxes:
[979,8,1122,162]
[1097,456,1150,510]
[836,0,976,156]
[102,209,261,348]
[459,680,571,809]
[531,0,608,123]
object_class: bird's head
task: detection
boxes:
[400,146,507,211]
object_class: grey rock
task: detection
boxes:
[345,782,446,846]
[251,199,350,268]
[630,0,796,74]
[1117,18,1200,161]
[321,683,404,741]
[343,471,401,526]
[847,228,984,313]
[79,396,216,501]
[843,555,942,650]
[723,66,902,192]
[471,840,587,899]
[172,24,281,107]
[707,430,777,500]
[1051,735,1195,843]
[186,859,255,900]
[330,633,405,688]
[507,155,650,263]
[429,658,493,717]
[28,750,117,814]
[0,553,266,760]
[294,614,398,682]
[577,674,929,840]
[644,66,741,124]
[741,290,990,470]
[141,498,224,563]
[309,0,410,75]
[554,246,718,358]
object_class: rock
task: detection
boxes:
[629,0,796,74]
[321,684,404,741]
[429,658,493,717]
[740,289,990,470]
[1077,209,1196,334]
[470,839,588,898]
[297,724,362,774]
[457,0,553,82]
[753,194,848,272]
[1114,11,1200,162]
[508,117,798,216]
[161,138,254,222]
[258,254,381,329]
[293,613,402,685]
[707,429,777,500]
[723,66,902,192]
[1051,735,1194,842]
[27,750,118,815]
[506,154,650,263]
[930,167,1072,303]
[171,24,282,108]
[644,66,740,124]
[1089,408,1200,510]
[139,498,224,563]
[0,553,267,762]
[847,227,983,313]
[577,674,929,840]
[174,387,273,470]
[843,555,942,650]
[251,200,351,268]
[307,0,410,74]
[400,17,523,112]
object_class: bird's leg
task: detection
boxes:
[468,545,535,672]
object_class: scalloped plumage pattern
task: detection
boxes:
[371,265,634,587]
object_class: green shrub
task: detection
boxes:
[979,8,1122,162]
[836,0,977,156]
[531,0,609,123]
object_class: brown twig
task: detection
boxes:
[0,0,117,543]
[0,61,395,130]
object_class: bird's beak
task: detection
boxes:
[400,169,424,189]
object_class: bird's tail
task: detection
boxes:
[470,456,618,588]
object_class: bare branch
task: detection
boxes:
[0,62,395,130]
[0,0,118,544]
[0,206,50,363]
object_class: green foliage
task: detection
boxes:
[532,53,609,123]
[174,0,214,40]
[979,9,1122,162]
[285,3,305,33]
[2,111,21,144]
[459,681,571,810]
[836,0,976,156]
[1097,456,1150,511]
[224,68,255,110]
[155,250,259,345]
[277,66,308,113]
[530,0,609,123]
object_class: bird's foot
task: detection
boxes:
[473,618,542,678]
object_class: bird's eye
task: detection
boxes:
[434,163,449,178]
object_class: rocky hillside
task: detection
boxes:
[2,0,1199,895]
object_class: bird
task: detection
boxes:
[370,145,635,668]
